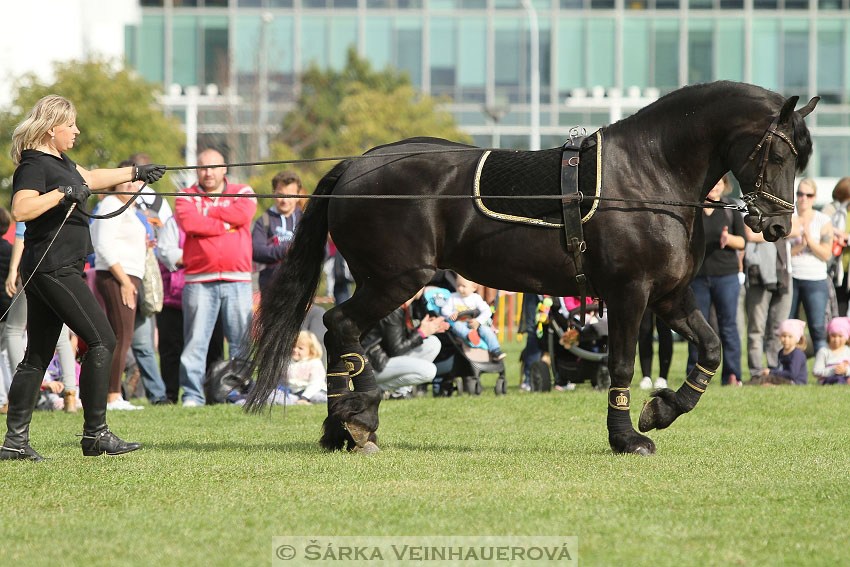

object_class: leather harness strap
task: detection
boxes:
[561,135,591,325]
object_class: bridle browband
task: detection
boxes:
[740,114,798,219]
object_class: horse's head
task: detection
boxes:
[731,95,818,242]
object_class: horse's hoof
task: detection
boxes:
[343,421,372,448]
[610,431,656,456]
[638,389,680,432]
[633,445,655,457]
[352,441,381,455]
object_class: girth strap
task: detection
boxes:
[561,136,590,325]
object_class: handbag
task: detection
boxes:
[139,247,164,317]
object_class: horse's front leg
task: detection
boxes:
[638,288,720,433]
[605,293,657,455]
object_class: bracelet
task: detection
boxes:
[417,329,426,339]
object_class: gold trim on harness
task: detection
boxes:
[472,130,603,227]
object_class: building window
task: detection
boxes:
[716,19,744,81]
[430,18,457,96]
[137,15,165,84]
[817,20,844,104]
[688,19,713,84]
[654,19,679,90]
[782,19,808,90]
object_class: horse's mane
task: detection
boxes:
[610,81,813,171]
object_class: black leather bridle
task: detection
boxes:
[741,115,798,221]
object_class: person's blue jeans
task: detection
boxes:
[688,273,742,385]
[521,293,544,384]
[790,277,829,353]
[450,321,501,352]
[131,311,166,401]
[179,281,254,404]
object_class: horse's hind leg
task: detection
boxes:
[605,289,657,455]
[638,289,720,433]
[320,306,382,453]
[319,273,434,453]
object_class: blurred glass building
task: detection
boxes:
[128,0,850,178]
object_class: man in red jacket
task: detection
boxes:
[174,148,256,406]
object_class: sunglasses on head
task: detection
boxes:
[796,191,815,198]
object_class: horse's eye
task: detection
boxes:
[770,154,784,164]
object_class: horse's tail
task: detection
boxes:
[244,160,350,413]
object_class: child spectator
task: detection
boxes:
[813,317,850,385]
[37,354,76,411]
[746,319,808,385]
[286,330,327,404]
[441,275,506,362]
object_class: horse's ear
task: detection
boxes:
[778,96,799,124]
[797,96,820,118]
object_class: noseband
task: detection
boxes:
[741,115,798,220]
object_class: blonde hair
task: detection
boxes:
[295,330,323,361]
[798,178,817,196]
[10,95,76,165]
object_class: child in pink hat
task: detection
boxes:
[813,317,850,385]
[746,319,808,385]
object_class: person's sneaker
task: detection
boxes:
[519,382,532,392]
[388,387,413,400]
[639,376,653,390]
[106,397,144,411]
[182,399,204,407]
[489,349,507,362]
[0,402,7,414]
[654,377,668,389]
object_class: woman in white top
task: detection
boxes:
[789,178,833,353]
[91,160,148,410]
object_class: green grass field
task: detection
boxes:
[1,339,847,567]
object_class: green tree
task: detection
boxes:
[0,59,185,205]
[248,48,471,204]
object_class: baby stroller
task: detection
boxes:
[528,297,610,392]
[418,287,507,397]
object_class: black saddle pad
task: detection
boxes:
[474,138,598,227]
[475,148,562,226]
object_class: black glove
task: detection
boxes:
[133,164,166,184]
[60,185,91,206]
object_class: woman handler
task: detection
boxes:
[1,95,164,460]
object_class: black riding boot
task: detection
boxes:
[1,363,48,462]
[78,345,141,456]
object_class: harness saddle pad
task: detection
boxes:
[473,130,602,227]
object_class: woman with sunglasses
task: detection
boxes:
[789,178,833,354]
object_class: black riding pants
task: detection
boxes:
[22,261,116,370]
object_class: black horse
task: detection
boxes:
[247,81,818,455]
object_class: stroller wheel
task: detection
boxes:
[494,376,506,396]
[463,377,481,395]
